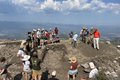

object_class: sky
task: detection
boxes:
[0,0,120,25]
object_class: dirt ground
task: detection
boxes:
[0,40,120,80]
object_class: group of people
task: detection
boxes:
[17,40,60,80]
[69,27,101,50]
[27,27,59,49]
[0,26,100,80]
[16,27,60,80]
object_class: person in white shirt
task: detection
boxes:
[17,40,27,60]
[36,28,41,47]
[72,33,78,48]
[22,55,31,80]
[89,62,98,79]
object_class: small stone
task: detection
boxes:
[81,63,89,69]
[105,71,111,75]
[111,72,118,78]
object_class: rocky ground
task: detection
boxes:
[0,40,120,80]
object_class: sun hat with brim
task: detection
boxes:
[70,57,77,63]
[22,55,30,61]
[52,70,56,76]
[82,27,86,29]
[89,62,96,69]
[20,40,27,48]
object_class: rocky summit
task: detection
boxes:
[0,40,120,80]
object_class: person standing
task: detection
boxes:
[22,55,31,80]
[93,28,101,50]
[54,27,59,37]
[36,28,41,47]
[72,33,78,48]
[69,31,73,45]
[67,57,80,80]
[31,52,41,80]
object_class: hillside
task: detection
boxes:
[0,40,120,80]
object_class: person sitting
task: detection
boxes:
[0,57,12,80]
[88,62,98,79]
[67,57,80,80]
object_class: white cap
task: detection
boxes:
[38,28,40,31]
[33,29,37,32]
[52,70,56,76]
[25,61,30,65]
[42,28,45,31]
[89,62,96,69]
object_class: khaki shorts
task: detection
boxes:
[32,70,41,79]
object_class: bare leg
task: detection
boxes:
[67,74,70,80]
[38,75,41,80]
[35,76,37,80]
[73,75,75,80]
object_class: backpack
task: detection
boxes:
[31,57,41,70]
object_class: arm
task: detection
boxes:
[99,32,101,38]
[77,64,80,68]
[0,69,5,75]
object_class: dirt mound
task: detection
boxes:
[0,40,120,80]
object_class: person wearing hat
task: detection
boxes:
[67,57,80,80]
[17,40,27,60]
[32,29,38,48]
[48,70,59,80]
[36,28,41,47]
[89,27,95,44]
[22,55,31,80]
[88,62,98,79]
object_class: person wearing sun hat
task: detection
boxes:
[67,57,80,80]
[17,40,27,60]
[22,55,31,80]
[48,70,59,80]
[88,62,98,79]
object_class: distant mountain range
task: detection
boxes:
[0,21,120,40]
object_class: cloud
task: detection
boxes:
[10,0,120,14]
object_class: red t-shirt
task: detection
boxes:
[70,62,78,70]
[94,31,100,38]
[45,32,50,38]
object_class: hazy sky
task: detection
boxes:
[0,0,120,25]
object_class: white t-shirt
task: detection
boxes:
[17,49,25,58]
[37,31,41,38]
[89,68,98,78]
[73,34,78,41]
